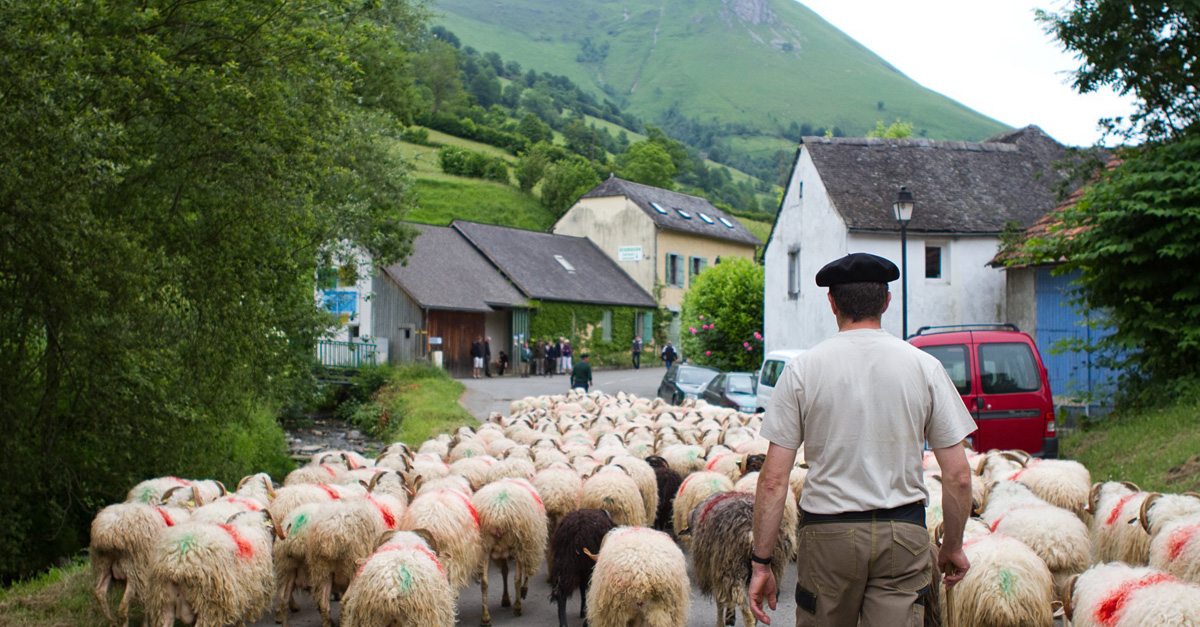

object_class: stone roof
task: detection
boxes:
[381,224,527,312]
[802,126,1075,235]
[452,220,657,308]
[579,177,762,246]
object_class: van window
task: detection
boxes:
[760,360,787,387]
[979,343,1041,394]
[919,345,972,395]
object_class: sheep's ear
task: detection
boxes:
[582,548,599,562]
[677,527,692,537]
[411,528,440,555]
[160,485,183,505]
[374,530,399,550]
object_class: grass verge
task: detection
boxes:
[0,559,101,627]
[355,364,479,446]
[1062,391,1200,491]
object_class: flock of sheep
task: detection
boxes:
[88,389,1200,627]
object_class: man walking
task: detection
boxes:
[483,336,492,378]
[631,335,643,370]
[469,336,484,379]
[661,341,677,370]
[748,252,975,627]
[570,353,593,392]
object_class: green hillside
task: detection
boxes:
[431,0,1008,152]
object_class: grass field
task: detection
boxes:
[374,364,479,445]
[409,178,555,231]
[0,559,99,627]
[735,216,772,245]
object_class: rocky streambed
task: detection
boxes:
[283,413,383,463]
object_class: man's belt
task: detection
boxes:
[799,501,925,527]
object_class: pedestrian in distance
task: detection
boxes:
[570,353,592,392]
[661,341,677,371]
[483,336,492,378]
[469,336,484,379]
[631,335,643,370]
[498,350,509,376]
[532,340,545,377]
[562,338,573,373]
[748,252,975,627]
[521,341,533,378]
[547,339,559,376]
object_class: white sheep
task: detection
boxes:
[339,530,456,627]
[981,480,1090,593]
[672,471,734,549]
[1089,481,1151,565]
[90,501,192,627]
[449,456,497,491]
[400,488,484,595]
[144,509,281,627]
[1065,562,1200,626]
[472,477,549,626]
[606,455,659,527]
[940,531,1056,627]
[267,481,366,525]
[585,526,690,627]
[580,465,646,528]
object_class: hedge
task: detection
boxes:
[528,301,653,367]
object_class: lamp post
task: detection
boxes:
[892,186,915,339]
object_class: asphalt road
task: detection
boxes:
[251,366,805,627]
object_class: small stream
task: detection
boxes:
[282,412,384,462]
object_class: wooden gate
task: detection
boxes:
[428,310,486,378]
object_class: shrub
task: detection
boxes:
[680,257,765,372]
[400,126,430,145]
[437,146,510,183]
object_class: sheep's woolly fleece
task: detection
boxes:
[585,527,690,627]
[339,532,456,627]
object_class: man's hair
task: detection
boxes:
[829,282,888,321]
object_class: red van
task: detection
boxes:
[908,324,1058,458]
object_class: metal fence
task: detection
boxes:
[316,339,385,369]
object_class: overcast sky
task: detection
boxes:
[796,0,1138,147]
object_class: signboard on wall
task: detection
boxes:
[322,289,357,315]
[429,337,443,345]
[618,246,643,262]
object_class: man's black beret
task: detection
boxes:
[815,253,900,287]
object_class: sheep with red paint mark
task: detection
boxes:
[144,509,283,627]
[1137,492,1200,585]
[1089,481,1152,565]
[1064,562,1200,626]
[472,477,549,627]
[672,471,734,549]
[267,481,367,526]
[283,462,348,487]
[584,526,690,627]
[400,488,484,596]
[981,480,1090,594]
[90,500,193,627]
[126,476,225,507]
[339,530,456,627]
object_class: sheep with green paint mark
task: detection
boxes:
[340,530,456,627]
[581,465,646,528]
[273,502,324,626]
[472,477,548,627]
[400,488,484,596]
[90,500,192,627]
[939,529,1055,627]
[267,481,367,527]
[144,509,282,627]
[584,526,690,627]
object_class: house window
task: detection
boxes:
[650,202,669,215]
[602,310,613,342]
[675,207,692,219]
[718,217,735,229]
[797,181,803,198]
[665,254,685,287]
[554,254,577,274]
[787,248,800,298]
[925,245,943,279]
[689,256,707,281]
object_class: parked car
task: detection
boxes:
[700,371,759,412]
[908,324,1057,458]
[657,363,720,406]
[755,349,805,413]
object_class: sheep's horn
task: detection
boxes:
[368,472,383,492]
[266,477,277,499]
[977,489,989,516]
[582,548,599,561]
[265,510,284,540]
[1184,492,1200,500]
[214,481,227,496]
[973,456,989,476]
[999,451,1029,467]
[1138,493,1163,534]
[718,430,727,446]
[1087,482,1104,515]
[237,475,252,492]
[1119,481,1141,493]
[191,485,205,508]
[411,528,440,555]
[930,522,945,546]
[374,529,398,550]
[1062,575,1079,622]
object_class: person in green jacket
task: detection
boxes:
[570,353,593,392]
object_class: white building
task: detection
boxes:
[764,126,1073,350]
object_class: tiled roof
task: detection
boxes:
[452,220,657,308]
[579,177,762,246]
[802,126,1077,234]
[381,224,527,312]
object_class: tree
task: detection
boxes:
[0,0,419,579]
[541,159,601,215]
[617,142,676,189]
[866,119,915,138]
[644,124,693,175]
[679,258,765,372]
[516,113,554,145]
[1038,1,1200,140]
[414,39,462,114]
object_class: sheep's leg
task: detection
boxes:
[276,572,294,625]
[557,591,569,627]
[741,602,754,627]
[580,581,588,620]
[716,602,726,627]
[93,568,115,624]
[480,559,492,627]
[116,579,134,627]
[520,568,529,600]
[314,573,334,627]
[499,560,511,608]
[513,569,524,616]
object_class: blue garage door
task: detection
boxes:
[1035,267,1120,405]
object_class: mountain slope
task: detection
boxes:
[431,0,1008,145]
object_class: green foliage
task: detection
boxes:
[529,301,649,366]
[679,258,765,371]
[866,119,916,138]
[408,178,556,230]
[367,364,477,445]
[540,159,601,215]
[1039,136,1200,391]
[516,113,554,144]
[1038,1,1200,141]
[617,141,677,189]
[0,0,417,579]
[515,150,549,193]
[438,146,510,182]
[420,111,530,154]
[401,126,432,145]
[414,39,464,115]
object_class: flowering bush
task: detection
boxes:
[679,257,764,371]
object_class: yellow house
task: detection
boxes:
[552,176,761,343]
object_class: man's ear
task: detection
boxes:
[827,291,838,317]
[883,290,892,314]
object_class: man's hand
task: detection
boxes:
[938,545,970,589]
[749,562,778,625]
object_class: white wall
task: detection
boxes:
[766,149,1010,350]
[553,196,658,294]
[764,149,848,352]
[318,247,375,342]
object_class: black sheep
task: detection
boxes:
[548,509,616,627]
[646,456,683,532]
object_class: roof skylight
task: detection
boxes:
[718,217,736,229]
[675,208,692,219]
[698,213,714,224]
[650,202,669,215]
[554,254,576,274]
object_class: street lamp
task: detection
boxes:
[892,186,915,339]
